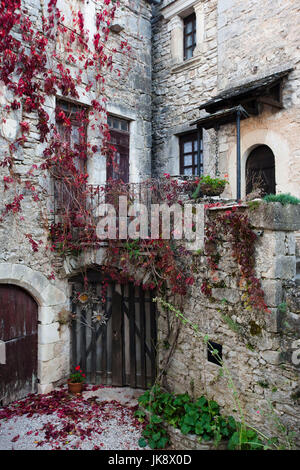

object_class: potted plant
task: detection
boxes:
[68,365,86,394]
[192,175,228,198]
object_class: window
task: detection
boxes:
[183,13,196,60]
[107,116,130,183]
[180,132,203,176]
[56,100,88,172]
[55,100,88,211]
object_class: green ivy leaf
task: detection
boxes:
[138,438,147,448]
[152,431,162,442]
[157,437,169,449]
[228,431,240,450]
[150,414,163,424]
[195,422,204,435]
[180,423,192,435]
[148,439,157,449]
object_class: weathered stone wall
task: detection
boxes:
[166,425,227,450]
[152,0,218,177]
[157,202,300,447]
[0,0,152,270]
[152,0,300,199]
[217,0,300,199]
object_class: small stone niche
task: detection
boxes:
[207,341,223,366]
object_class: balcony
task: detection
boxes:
[51,176,200,253]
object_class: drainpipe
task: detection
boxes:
[236,107,241,201]
[197,127,202,176]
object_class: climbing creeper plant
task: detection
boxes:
[0,0,129,268]
[0,1,268,316]
[204,206,269,314]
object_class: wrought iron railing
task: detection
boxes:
[51,176,199,249]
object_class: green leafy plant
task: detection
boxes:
[221,314,241,333]
[263,193,300,205]
[137,385,264,450]
[277,302,287,314]
[228,426,263,450]
[247,200,261,211]
[153,298,297,450]
[123,240,142,260]
[137,410,169,449]
[68,366,86,384]
[192,175,228,198]
[139,425,169,449]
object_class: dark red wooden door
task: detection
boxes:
[0,285,38,405]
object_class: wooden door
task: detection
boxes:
[0,285,38,405]
[70,276,157,389]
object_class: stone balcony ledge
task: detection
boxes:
[247,201,300,231]
[208,200,300,232]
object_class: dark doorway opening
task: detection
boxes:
[246,145,276,196]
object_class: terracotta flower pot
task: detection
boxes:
[67,381,83,395]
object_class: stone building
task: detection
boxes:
[0,0,300,449]
[152,0,300,200]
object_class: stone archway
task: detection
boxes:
[0,263,69,395]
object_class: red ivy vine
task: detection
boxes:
[204,206,269,313]
[0,1,269,314]
[0,0,130,275]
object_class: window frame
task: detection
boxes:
[54,99,89,212]
[183,13,196,61]
[56,99,89,171]
[107,115,130,183]
[179,130,203,177]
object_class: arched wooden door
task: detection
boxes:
[0,285,38,405]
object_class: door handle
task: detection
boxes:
[0,341,6,365]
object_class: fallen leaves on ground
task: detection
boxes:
[0,386,147,450]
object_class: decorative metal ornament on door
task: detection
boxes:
[70,275,157,389]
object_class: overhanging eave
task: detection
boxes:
[190,105,249,130]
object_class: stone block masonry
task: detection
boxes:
[152,0,219,177]
[157,202,300,447]
[152,0,300,199]
[0,0,300,450]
